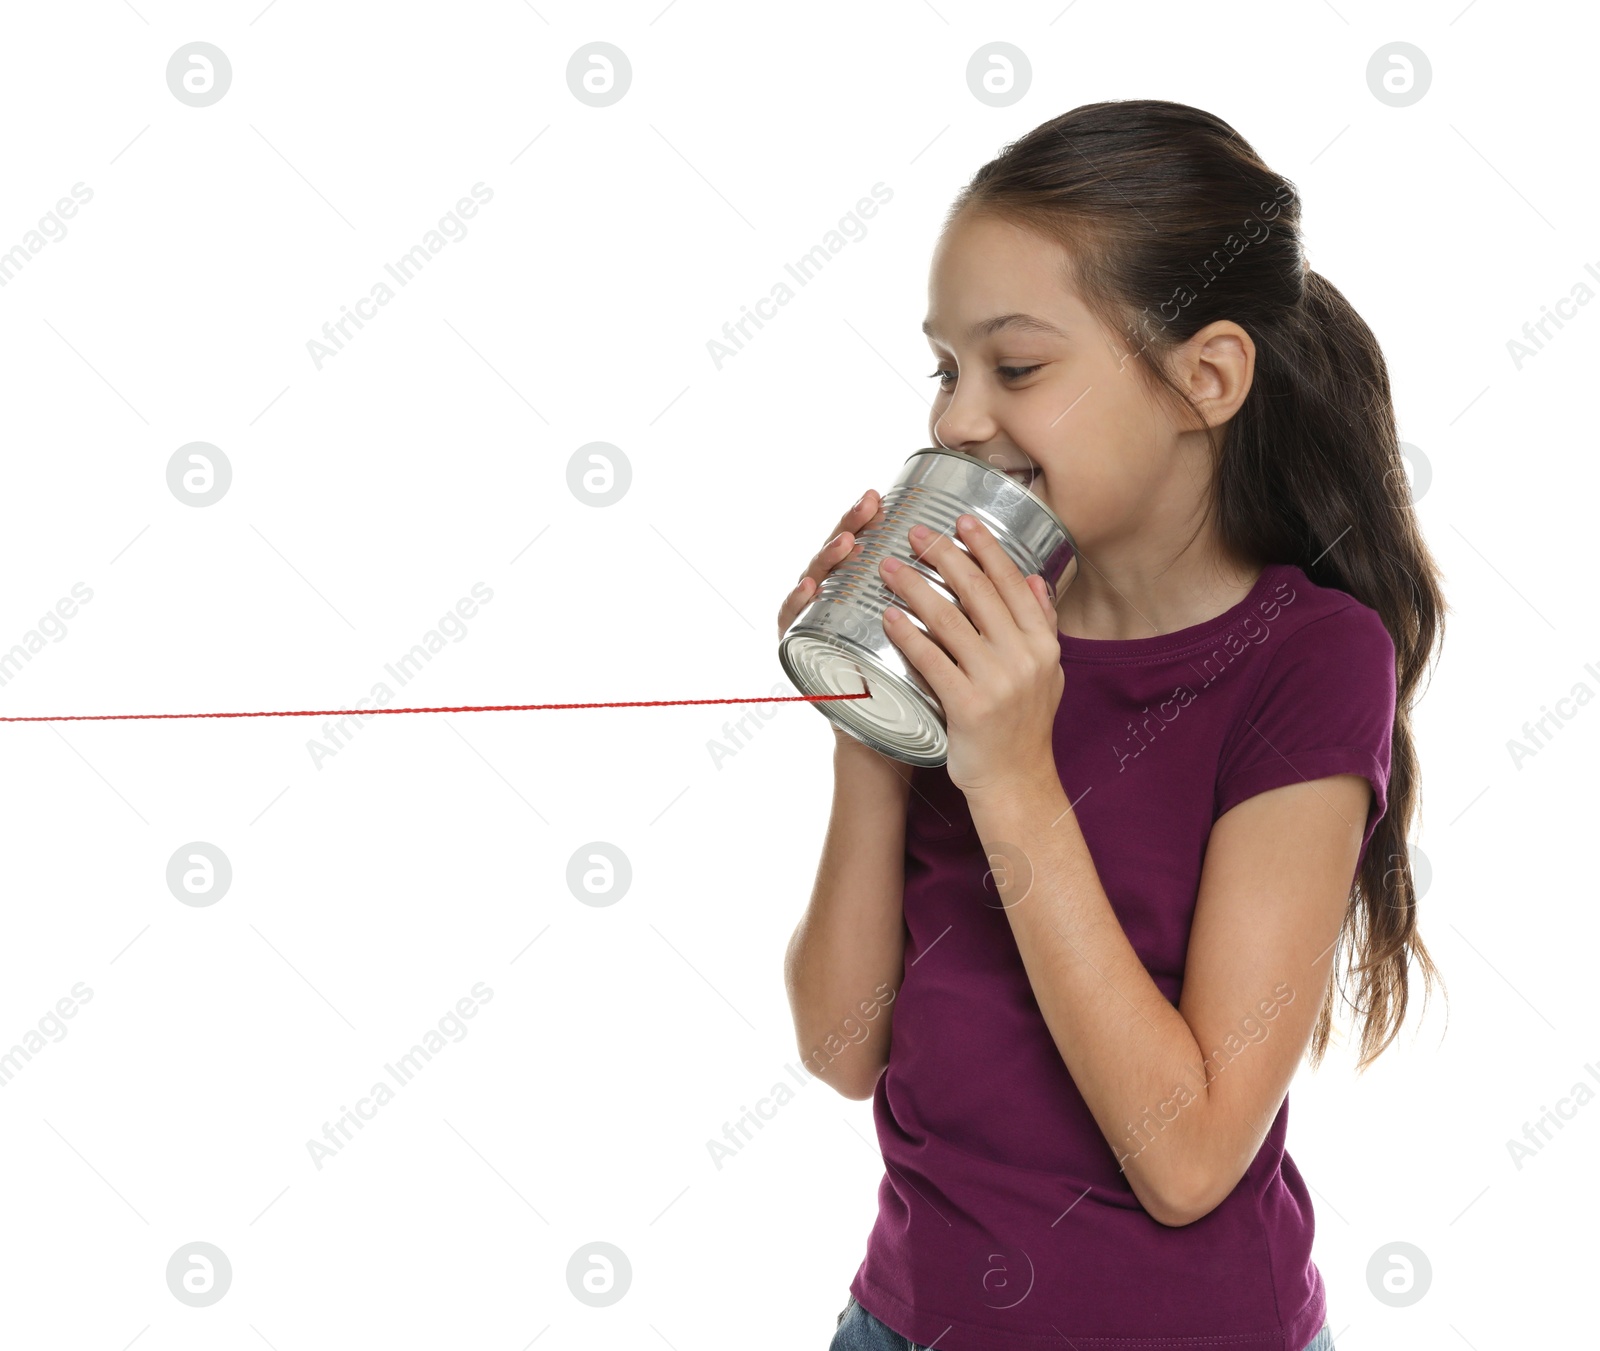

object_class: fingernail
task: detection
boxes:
[909,523,930,540]
[882,556,901,573]
[852,492,868,511]
[826,531,846,549]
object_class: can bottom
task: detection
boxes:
[777,632,948,767]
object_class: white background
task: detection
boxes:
[0,2,1593,1347]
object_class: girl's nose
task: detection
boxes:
[932,401,997,452]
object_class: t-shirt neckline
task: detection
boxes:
[1055,562,1288,665]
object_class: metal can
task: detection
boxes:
[778,447,1078,766]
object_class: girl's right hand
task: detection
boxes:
[775,488,881,639]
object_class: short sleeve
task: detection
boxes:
[1213,602,1396,869]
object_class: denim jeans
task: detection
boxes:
[829,1294,1336,1351]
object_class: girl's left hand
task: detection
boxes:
[879,514,1065,800]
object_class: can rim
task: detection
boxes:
[906,446,1076,545]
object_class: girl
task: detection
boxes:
[779,100,1448,1351]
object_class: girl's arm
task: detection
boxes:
[965,768,1370,1227]
[783,730,913,1101]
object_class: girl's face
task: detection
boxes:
[923,210,1249,574]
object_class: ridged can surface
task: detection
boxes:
[778,448,1078,766]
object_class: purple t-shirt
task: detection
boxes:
[849,561,1396,1350]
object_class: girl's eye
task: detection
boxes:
[925,365,1042,388]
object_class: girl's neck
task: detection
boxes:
[1054,549,1266,642]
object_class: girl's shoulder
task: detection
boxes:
[1215,562,1398,837]
[1255,561,1395,669]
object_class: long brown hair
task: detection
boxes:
[947,99,1448,1071]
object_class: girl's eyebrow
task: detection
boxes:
[921,312,1069,341]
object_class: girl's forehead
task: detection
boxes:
[929,217,1083,309]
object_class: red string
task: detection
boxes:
[0,689,873,724]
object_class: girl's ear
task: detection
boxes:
[1181,320,1256,428]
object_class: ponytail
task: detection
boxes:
[1218,266,1450,1069]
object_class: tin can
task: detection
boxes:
[778,447,1079,767]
